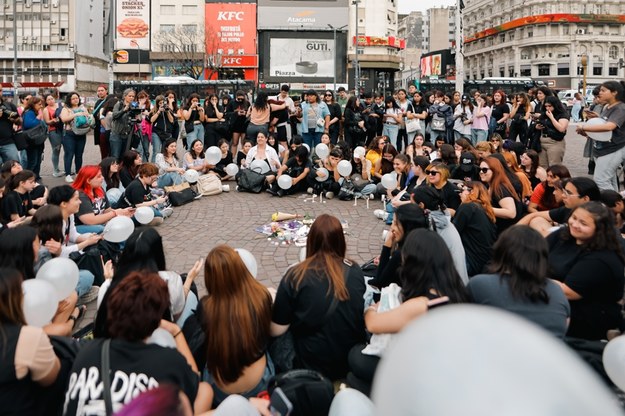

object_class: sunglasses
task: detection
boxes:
[425,170,440,176]
[479,167,490,173]
[324,94,332,97]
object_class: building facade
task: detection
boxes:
[397,11,423,89]
[0,0,112,96]
[463,0,625,89]
[423,7,455,53]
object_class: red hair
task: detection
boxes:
[493,89,507,103]
[484,157,519,201]
[72,165,104,202]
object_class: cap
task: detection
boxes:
[461,94,470,101]
[459,152,476,172]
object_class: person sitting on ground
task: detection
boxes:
[155,139,186,188]
[0,160,47,208]
[268,145,311,197]
[210,139,235,180]
[270,214,366,380]
[245,131,281,190]
[600,189,625,232]
[518,177,601,237]
[307,147,343,199]
[64,271,211,414]
[423,161,461,215]
[1,170,38,222]
[118,163,172,224]
[183,139,210,175]
[119,150,141,188]
[201,245,273,408]
[527,164,571,213]
[236,139,253,168]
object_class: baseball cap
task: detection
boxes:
[306,89,318,96]
[459,152,476,172]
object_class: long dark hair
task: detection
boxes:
[540,164,571,208]
[100,157,120,189]
[560,202,625,263]
[601,80,625,102]
[253,91,268,112]
[120,150,140,178]
[381,143,398,175]
[394,205,428,248]
[489,225,550,303]
[0,227,37,280]
[30,204,64,244]
[399,229,468,303]
[0,268,26,327]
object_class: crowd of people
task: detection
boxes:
[1,79,625,415]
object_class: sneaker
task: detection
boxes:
[307,187,314,195]
[52,171,65,178]
[77,286,99,306]
[374,209,389,220]
[325,191,334,200]
[266,188,277,196]
[65,175,74,183]
[193,192,202,200]
[161,207,174,218]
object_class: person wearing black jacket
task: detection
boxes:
[323,91,342,144]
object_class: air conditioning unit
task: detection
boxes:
[31,39,36,44]
[577,29,586,35]
[51,20,56,24]
[59,35,65,40]
[52,1,58,7]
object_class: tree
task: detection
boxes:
[153,26,221,80]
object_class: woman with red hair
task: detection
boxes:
[72,165,133,234]
[479,156,523,235]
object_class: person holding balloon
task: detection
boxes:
[209,139,235,180]
[183,139,210,175]
[307,147,343,199]
[155,138,186,188]
[348,146,377,198]
[71,165,133,235]
[245,132,281,188]
[118,163,171,224]
[268,145,311,197]
[0,267,62,415]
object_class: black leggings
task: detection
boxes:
[346,343,380,397]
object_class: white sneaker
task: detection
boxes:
[52,171,65,178]
[325,191,334,200]
[161,207,174,218]
[374,209,389,220]
[65,175,74,183]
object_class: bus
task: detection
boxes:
[415,77,544,96]
[113,78,255,102]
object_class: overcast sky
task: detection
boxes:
[398,0,456,14]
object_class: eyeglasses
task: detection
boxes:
[324,94,332,97]
[479,167,490,173]
[563,189,580,198]
[425,170,440,176]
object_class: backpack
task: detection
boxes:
[53,106,64,131]
[431,112,446,131]
[71,109,94,135]
[268,369,334,416]
[195,173,222,196]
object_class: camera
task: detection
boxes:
[0,104,18,120]
[127,101,142,117]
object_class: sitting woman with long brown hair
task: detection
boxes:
[202,245,273,408]
[271,214,366,380]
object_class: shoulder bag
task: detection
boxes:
[196,173,222,196]
[405,117,421,133]
[236,167,266,193]
[268,369,334,416]
[24,122,48,146]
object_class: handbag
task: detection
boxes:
[236,167,265,193]
[164,181,190,194]
[214,119,230,136]
[23,122,48,146]
[405,117,421,133]
[196,173,222,196]
[268,369,334,416]
[168,188,195,206]
[184,119,195,134]
[13,131,29,151]
[338,179,356,201]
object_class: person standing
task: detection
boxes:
[299,90,330,149]
[273,85,296,142]
[42,94,64,177]
[110,88,137,160]
[0,96,21,164]
[60,92,90,183]
[92,84,108,150]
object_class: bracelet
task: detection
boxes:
[173,329,182,338]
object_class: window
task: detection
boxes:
[538,64,550,76]
[520,66,531,77]
[182,5,196,15]
[160,5,175,15]
[160,24,175,33]
[609,45,619,59]
[508,67,514,77]
[593,65,602,76]
[182,24,197,34]
[557,63,569,75]
[609,66,618,76]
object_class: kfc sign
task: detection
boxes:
[205,3,256,56]
[221,55,258,68]
[217,11,244,21]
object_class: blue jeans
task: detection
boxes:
[471,129,488,145]
[48,130,63,173]
[75,269,95,297]
[62,131,86,175]
[356,183,377,197]
[302,131,322,149]
[138,132,151,162]
[186,124,205,149]
[382,124,399,148]
[25,144,44,179]
[0,143,20,164]
[109,132,124,159]
[151,132,163,163]
[157,171,184,188]
[76,224,105,234]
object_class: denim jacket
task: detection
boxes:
[300,101,330,134]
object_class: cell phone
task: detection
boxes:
[270,387,293,416]
[427,296,450,310]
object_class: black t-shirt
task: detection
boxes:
[236,151,248,167]
[491,103,510,123]
[63,339,199,415]
[327,103,342,132]
[451,165,480,182]
[369,246,401,288]
[438,181,461,211]
[119,167,136,188]
[75,191,110,226]
[547,233,625,340]
[452,202,497,276]
[1,190,32,220]
[119,178,151,208]
[548,206,571,225]
[272,262,366,380]
[285,157,311,178]
[0,102,18,146]
[491,186,522,235]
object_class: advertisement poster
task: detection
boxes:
[205,3,257,55]
[115,0,150,50]
[257,0,348,30]
[269,38,334,78]
[420,54,442,77]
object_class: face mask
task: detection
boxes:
[237,98,244,102]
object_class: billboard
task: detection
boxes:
[270,38,334,78]
[420,54,442,77]
[257,0,348,30]
[420,50,455,80]
[115,0,150,50]
[205,2,257,73]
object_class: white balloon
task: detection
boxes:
[373,305,623,416]
[205,146,222,165]
[585,118,612,142]
[353,146,366,159]
[277,175,293,190]
[103,216,135,243]
[302,143,310,152]
[381,173,397,190]
[106,188,123,205]
[235,248,258,278]
[315,143,330,159]
[603,335,625,391]
[22,280,58,327]
[36,257,79,301]
[337,160,353,177]
[184,169,199,183]
[225,163,239,176]
[134,206,155,225]
[250,159,270,174]
[316,168,329,182]
[147,328,177,348]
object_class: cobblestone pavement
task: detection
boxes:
[34,124,588,327]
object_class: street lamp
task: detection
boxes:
[581,55,588,94]
[327,24,347,92]
[12,0,18,97]
[352,0,361,96]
